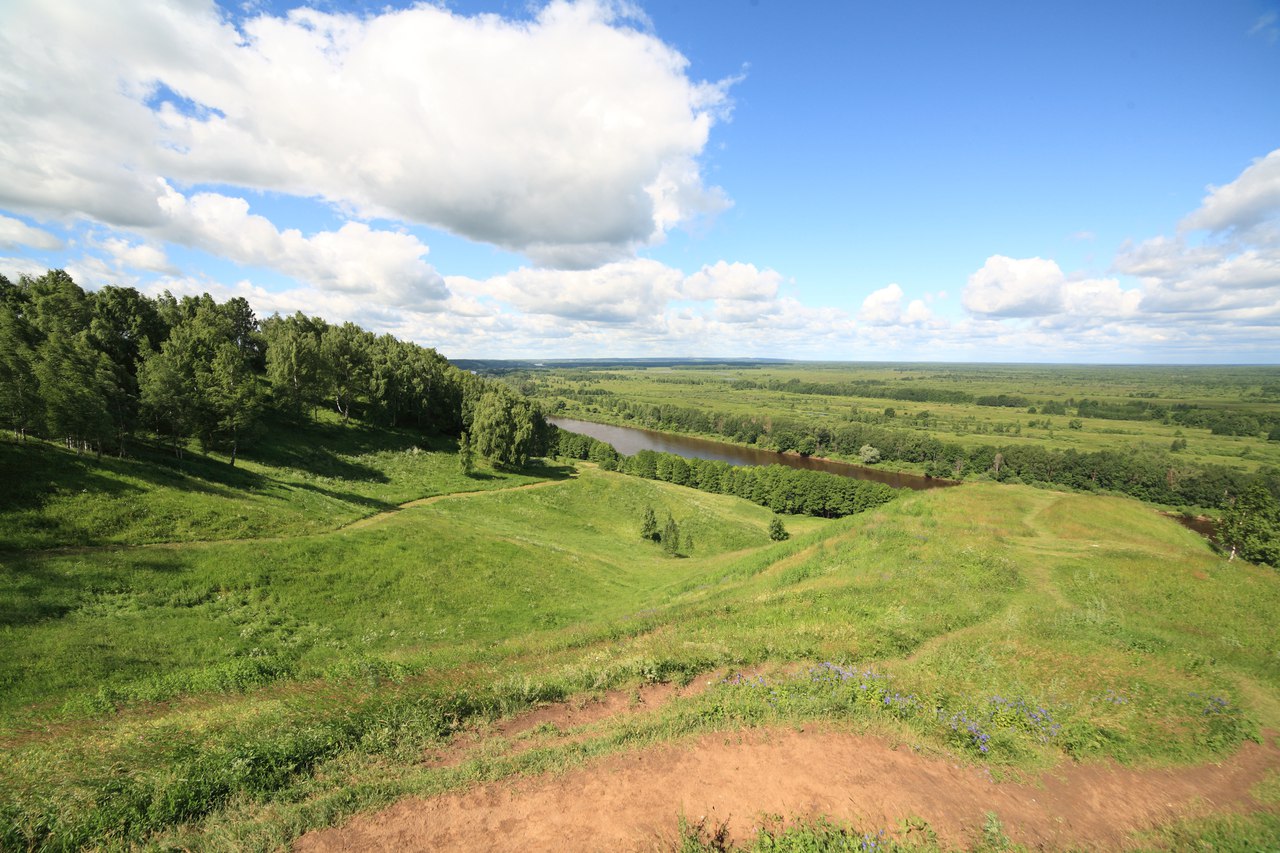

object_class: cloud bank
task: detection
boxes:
[0,0,731,274]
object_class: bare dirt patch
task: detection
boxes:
[422,672,734,769]
[297,728,1280,852]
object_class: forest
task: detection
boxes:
[0,270,550,469]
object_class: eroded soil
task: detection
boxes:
[297,694,1279,852]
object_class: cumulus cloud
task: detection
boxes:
[681,261,781,301]
[154,184,448,306]
[1115,148,1280,322]
[945,149,1279,358]
[468,259,683,323]
[857,282,935,326]
[962,256,1066,317]
[0,215,63,250]
[0,0,733,268]
[96,236,175,274]
[1181,148,1280,234]
[962,255,1141,324]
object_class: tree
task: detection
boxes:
[203,342,264,465]
[1220,482,1280,566]
[471,388,536,468]
[0,301,40,440]
[138,345,192,457]
[661,514,681,556]
[33,332,115,455]
[769,516,790,541]
[640,506,658,542]
[859,444,881,464]
[458,431,475,475]
[320,322,371,423]
[263,313,325,421]
[138,299,262,461]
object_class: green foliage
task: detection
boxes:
[6,347,1280,850]
[262,311,325,420]
[458,431,475,475]
[1,270,552,477]
[640,505,659,541]
[662,513,681,555]
[471,387,546,469]
[320,322,371,423]
[769,516,789,541]
[1220,481,1280,566]
[554,429,897,520]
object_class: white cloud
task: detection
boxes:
[1115,149,1280,322]
[154,184,448,307]
[0,215,63,250]
[1059,276,1141,318]
[962,255,1141,325]
[0,256,54,280]
[0,0,733,268]
[681,261,781,301]
[962,255,1066,317]
[1181,148,1280,234]
[97,236,174,274]
[472,259,683,323]
[858,283,905,325]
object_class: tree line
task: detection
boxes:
[552,429,896,519]
[0,270,550,466]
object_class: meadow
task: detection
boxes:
[512,362,1280,481]
[2,411,1279,850]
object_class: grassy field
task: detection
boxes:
[514,362,1280,475]
[2,419,1279,850]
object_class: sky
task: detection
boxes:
[1,0,1278,363]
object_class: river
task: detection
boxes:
[547,416,953,491]
[548,417,1222,542]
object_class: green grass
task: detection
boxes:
[1,421,1278,850]
[0,411,554,550]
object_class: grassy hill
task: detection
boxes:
[1,422,1278,850]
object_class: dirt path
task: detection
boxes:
[297,728,1279,852]
[338,479,567,532]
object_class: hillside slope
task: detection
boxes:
[1,434,1277,850]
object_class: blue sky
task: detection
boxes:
[1,0,1278,361]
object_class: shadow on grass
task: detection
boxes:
[244,414,446,482]
[517,459,578,482]
[0,551,188,628]
[290,481,397,512]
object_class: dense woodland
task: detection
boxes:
[0,270,551,468]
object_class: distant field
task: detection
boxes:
[3,418,1278,850]
[511,362,1280,478]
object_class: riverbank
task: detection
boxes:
[548,415,954,491]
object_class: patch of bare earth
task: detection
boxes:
[296,728,1280,852]
[422,672,735,768]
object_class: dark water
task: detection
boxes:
[548,416,954,491]
[1165,513,1219,543]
